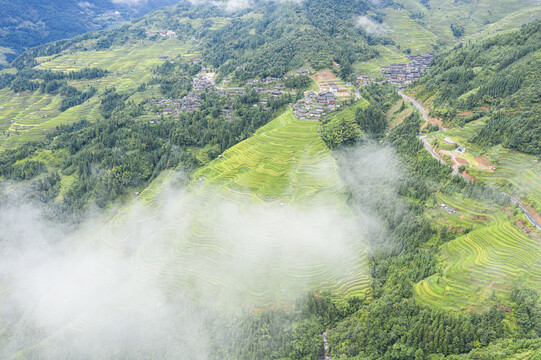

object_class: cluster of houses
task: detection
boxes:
[152,72,281,120]
[193,77,214,92]
[380,52,434,85]
[357,52,435,86]
[152,93,202,116]
[146,29,177,37]
[217,89,245,96]
[327,83,348,95]
[246,77,282,85]
[293,92,338,120]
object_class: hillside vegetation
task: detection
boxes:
[0,1,541,359]
[412,21,541,155]
[0,0,179,64]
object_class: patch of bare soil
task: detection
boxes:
[313,69,339,84]
[429,117,444,127]
[457,111,473,116]
[475,156,496,172]
[462,170,476,183]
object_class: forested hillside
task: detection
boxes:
[0,0,179,64]
[411,21,541,155]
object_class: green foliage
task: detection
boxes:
[201,0,380,79]
[319,119,361,149]
[451,23,465,38]
[510,288,541,338]
[284,75,313,90]
[356,106,387,138]
[329,296,506,358]
[0,0,179,59]
[416,21,541,155]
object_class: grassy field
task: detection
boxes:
[353,45,407,78]
[383,9,439,53]
[416,193,541,312]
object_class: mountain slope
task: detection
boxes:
[0,0,179,64]
[410,20,541,155]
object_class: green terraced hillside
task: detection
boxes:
[416,193,541,312]
[0,38,198,149]
[184,110,371,306]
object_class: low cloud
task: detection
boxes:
[355,15,388,36]
[0,143,401,357]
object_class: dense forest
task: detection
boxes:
[201,0,384,80]
[413,21,541,155]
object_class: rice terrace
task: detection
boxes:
[0,0,540,358]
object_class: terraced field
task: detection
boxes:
[416,194,541,311]
[0,38,198,149]
[182,110,371,307]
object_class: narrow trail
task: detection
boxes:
[401,91,541,232]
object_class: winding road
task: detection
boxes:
[400,91,541,231]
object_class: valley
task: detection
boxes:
[0,0,540,358]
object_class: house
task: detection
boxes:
[441,204,456,214]
[458,145,466,153]
[357,75,372,85]
[158,30,177,37]
[309,110,321,118]
[443,137,456,145]
[158,56,171,61]
[337,87,348,94]
[163,108,175,115]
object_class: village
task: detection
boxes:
[293,91,338,120]
[150,62,290,121]
[357,52,435,87]
[150,51,434,123]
